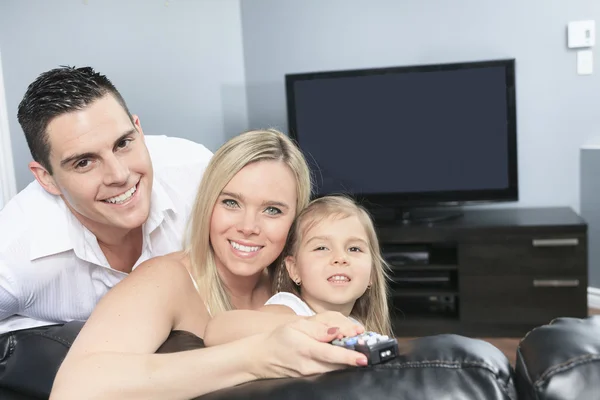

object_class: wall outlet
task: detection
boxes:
[568,20,595,48]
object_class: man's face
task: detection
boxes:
[35,94,154,235]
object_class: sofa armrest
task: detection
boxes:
[516,316,600,400]
[157,332,516,400]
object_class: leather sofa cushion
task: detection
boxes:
[1,322,517,400]
[516,315,600,400]
[156,331,517,400]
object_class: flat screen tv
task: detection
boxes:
[285,59,518,222]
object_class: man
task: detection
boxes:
[0,66,213,334]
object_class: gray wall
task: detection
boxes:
[0,0,248,191]
[581,147,600,288]
[240,0,600,214]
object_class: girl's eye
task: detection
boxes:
[349,246,363,252]
[222,199,239,208]
[265,206,282,216]
[314,246,328,251]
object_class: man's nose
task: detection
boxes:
[104,155,130,186]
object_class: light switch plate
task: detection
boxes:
[568,20,596,48]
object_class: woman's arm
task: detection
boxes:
[204,305,301,346]
[204,306,364,347]
[50,259,367,400]
[49,257,250,400]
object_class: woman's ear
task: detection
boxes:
[284,255,300,284]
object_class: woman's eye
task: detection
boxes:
[265,206,282,215]
[222,199,239,208]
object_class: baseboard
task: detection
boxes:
[588,287,600,309]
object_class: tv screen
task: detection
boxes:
[285,59,518,209]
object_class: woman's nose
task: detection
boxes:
[236,212,260,236]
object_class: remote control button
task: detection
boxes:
[367,337,377,346]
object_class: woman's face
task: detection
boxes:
[210,160,298,279]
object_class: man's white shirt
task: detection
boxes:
[0,135,213,334]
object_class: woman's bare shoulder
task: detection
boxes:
[121,253,196,304]
[130,252,210,333]
[131,252,189,278]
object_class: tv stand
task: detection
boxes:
[376,206,588,337]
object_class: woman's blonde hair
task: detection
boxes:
[275,195,393,336]
[183,129,312,315]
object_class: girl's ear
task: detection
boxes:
[284,255,300,283]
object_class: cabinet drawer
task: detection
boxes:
[460,275,588,324]
[460,234,586,276]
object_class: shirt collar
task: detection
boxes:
[143,177,178,240]
[29,177,179,262]
[29,189,74,261]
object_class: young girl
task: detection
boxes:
[204,195,393,343]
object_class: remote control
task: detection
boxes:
[331,332,399,365]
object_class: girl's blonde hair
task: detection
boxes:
[275,195,393,337]
[184,129,312,315]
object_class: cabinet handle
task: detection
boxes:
[532,238,579,247]
[533,279,580,288]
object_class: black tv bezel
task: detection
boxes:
[285,58,519,209]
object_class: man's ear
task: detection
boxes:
[29,161,61,196]
[284,256,300,284]
[132,114,144,138]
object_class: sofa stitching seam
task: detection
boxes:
[373,360,514,395]
[36,332,74,347]
[533,355,600,388]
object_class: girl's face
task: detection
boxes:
[285,215,373,315]
[210,160,297,280]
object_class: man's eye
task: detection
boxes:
[117,139,132,149]
[222,199,239,208]
[265,206,282,215]
[75,159,90,169]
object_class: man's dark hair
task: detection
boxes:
[17,66,133,174]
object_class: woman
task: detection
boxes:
[50,129,368,400]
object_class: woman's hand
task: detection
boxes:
[308,311,365,338]
[252,319,368,380]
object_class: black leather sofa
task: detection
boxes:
[1,316,599,400]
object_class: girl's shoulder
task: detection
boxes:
[264,292,314,316]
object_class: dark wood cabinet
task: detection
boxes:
[376,207,588,337]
